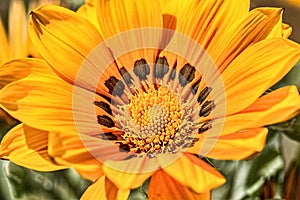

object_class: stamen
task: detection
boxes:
[116,85,184,154]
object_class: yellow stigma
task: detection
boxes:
[124,85,182,153]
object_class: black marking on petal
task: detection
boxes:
[119,143,130,152]
[124,154,137,160]
[100,132,118,140]
[133,58,150,80]
[99,94,113,104]
[179,63,196,86]
[154,56,169,78]
[175,139,185,147]
[30,12,50,35]
[104,76,125,97]
[119,67,133,85]
[186,137,200,143]
[198,121,212,133]
[169,60,177,80]
[97,115,115,127]
[94,101,112,115]
[183,143,194,148]
[191,78,202,95]
[199,100,215,117]
[197,87,212,104]
[147,153,155,158]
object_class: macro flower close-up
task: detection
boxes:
[0,0,300,199]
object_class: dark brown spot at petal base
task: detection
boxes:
[119,143,130,152]
[104,76,125,97]
[154,57,169,78]
[197,87,212,104]
[179,63,195,86]
[119,67,133,85]
[97,115,114,128]
[199,100,215,117]
[198,121,212,133]
[94,101,112,115]
[133,59,150,80]
[100,132,118,140]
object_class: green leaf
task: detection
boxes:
[0,161,91,200]
[211,131,285,199]
[269,115,300,142]
[273,60,300,89]
[128,179,150,200]
[0,108,19,142]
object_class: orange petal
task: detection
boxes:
[161,153,225,193]
[0,19,11,64]
[8,0,28,59]
[96,0,162,40]
[0,59,109,137]
[0,124,66,171]
[102,157,155,189]
[149,169,211,200]
[282,23,292,39]
[214,38,300,115]
[0,59,78,133]
[206,128,268,160]
[76,1,100,33]
[48,132,104,181]
[93,1,164,87]
[29,5,114,89]
[260,8,289,39]
[160,0,249,49]
[81,176,130,200]
[214,86,300,136]
[209,8,285,72]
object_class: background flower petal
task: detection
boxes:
[0,124,66,171]
[0,59,77,133]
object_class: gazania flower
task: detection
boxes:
[1,0,300,199]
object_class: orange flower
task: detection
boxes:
[1,0,300,199]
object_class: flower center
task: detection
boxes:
[123,85,182,153]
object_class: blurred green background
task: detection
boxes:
[0,0,300,199]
